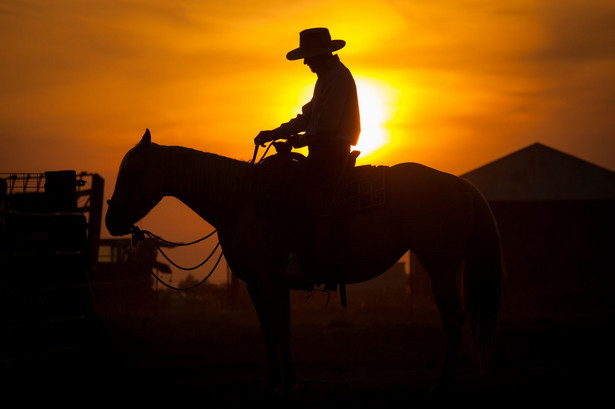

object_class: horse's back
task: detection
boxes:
[339,162,474,282]
[388,162,475,259]
[390,162,462,188]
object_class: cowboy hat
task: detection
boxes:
[286,28,346,61]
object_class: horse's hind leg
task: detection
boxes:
[425,258,465,394]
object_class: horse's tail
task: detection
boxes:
[462,179,504,368]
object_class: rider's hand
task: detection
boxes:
[254,130,280,147]
[287,134,302,148]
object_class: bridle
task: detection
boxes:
[106,143,150,211]
[106,143,223,291]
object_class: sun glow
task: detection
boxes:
[354,76,399,159]
[290,76,399,160]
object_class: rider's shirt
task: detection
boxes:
[279,55,361,148]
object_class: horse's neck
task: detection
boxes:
[155,145,251,228]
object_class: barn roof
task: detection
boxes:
[461,143,615,201]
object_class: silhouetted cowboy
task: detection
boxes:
[255,27,361,181]
[254,28,361,289]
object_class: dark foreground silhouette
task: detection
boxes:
[104,130,503,400]
[5,300,611,408]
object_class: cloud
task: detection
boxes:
[530,0,615,63]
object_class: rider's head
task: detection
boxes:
[303,52,333,73]
[286,27,345,65]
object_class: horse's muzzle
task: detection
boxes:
[105,205,132,236]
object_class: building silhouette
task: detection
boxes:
[465,143,615,322]
[411,143,615,323]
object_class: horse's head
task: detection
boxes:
[105,129,164,236]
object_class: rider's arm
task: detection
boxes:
[254,102,313,146]
[277,101,312,136]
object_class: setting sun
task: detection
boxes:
[354,76,399,159]
[289,75,400,161]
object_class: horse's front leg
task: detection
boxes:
[247,275,296,399]
[275,283,297,396]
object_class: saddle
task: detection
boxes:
[255,144,388,305]
[257,143,387,218]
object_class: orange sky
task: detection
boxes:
[2,0,615,283]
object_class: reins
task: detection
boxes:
[253,139,278,164]
[130,141,277,291]
[131,225,224,291]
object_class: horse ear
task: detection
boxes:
[140,128,151,146]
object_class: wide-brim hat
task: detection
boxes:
[286,28,346,61]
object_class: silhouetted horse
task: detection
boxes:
[106,129,503,399]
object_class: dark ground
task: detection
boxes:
[5,290,613,408]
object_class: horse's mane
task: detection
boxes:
[160,144,252,202]
[161,143,247,169]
